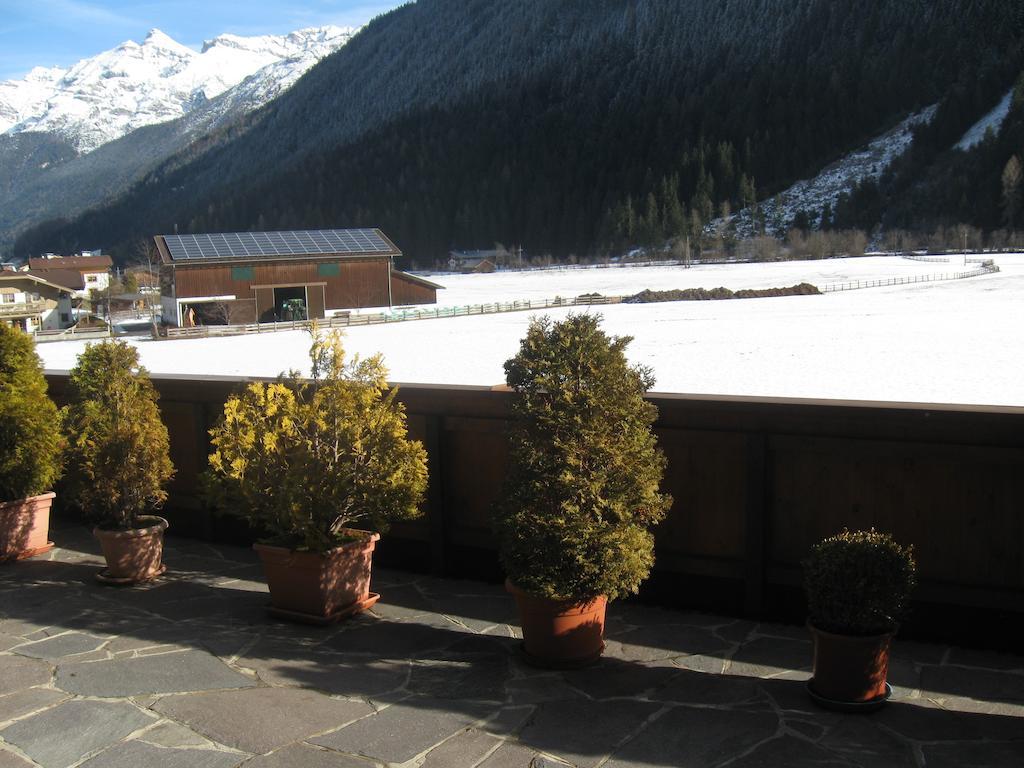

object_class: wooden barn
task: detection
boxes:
[154,229,441,326]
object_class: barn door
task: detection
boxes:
[255,287,274,322]
[307,285,326,320]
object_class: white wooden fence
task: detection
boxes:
[164,295,622,340]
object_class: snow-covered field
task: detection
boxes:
[39,255,1024,407]
[421,255,959,305]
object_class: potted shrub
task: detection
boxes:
[205,330,428,623]
[803,528,916,710]
[62,340,174,583]
[0,324,63,560]
[494,314,671,666]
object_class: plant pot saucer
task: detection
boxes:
[807,681,892,713]
[516,641,606,670]
[0,541,54,562]
[95,563,166,585]
[267,592,380,626]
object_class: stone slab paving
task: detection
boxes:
[0,524,1019,767]
[0,700,155,768]
[0,752,35,768]
[56,649,257,697]
[77,740,245,768]
[153,688,375,754]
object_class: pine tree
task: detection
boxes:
[739,174,757,212]
[642,191,662,246]
[1002,155,1023,229]
[661,174,686,237]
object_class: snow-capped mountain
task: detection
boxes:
[0,26,354,153]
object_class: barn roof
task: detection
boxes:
[392,271,445,290]
[156,229,401,265]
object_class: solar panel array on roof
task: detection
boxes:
[162,230,394,261]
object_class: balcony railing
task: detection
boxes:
[0,300,48,316]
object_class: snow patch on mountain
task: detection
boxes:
[718,105,937,238]
[956,89,1013,151]
[0,26,355,153]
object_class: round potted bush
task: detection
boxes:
[0,324,63,560]
[494,314,671,666]
[803,528,916,710]
[205,330,428,623]
[62,340,175,583]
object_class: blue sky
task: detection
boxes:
[0,0,407,80]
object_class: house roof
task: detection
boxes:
[452,258,496,272]
[156,229,401,265]
[98,293,149,303]
[449,250,503,262]
[24,269,84,291]
[0,273,75,294]
[28,255,113,272]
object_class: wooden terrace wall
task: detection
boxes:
[44,374,1024,647]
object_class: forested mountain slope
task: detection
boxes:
[13,0,1024,264]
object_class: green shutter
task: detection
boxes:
[317,262,341,277]
[231,266,255,281]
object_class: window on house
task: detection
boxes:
[232,266,255,281]
[86,274,98,283]
[317,262,341,277]
[1,293,14,303]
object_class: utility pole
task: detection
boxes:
[106,277,113,337]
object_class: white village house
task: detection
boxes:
[26,253,113,298]
[0,272,75,333]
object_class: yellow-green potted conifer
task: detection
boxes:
[205,330,427,623]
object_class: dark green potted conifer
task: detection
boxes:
[62,340,175,583]
[0,324,63,560]
[804,528,916,710]
[494,314,671,666]
[205,330,428,623]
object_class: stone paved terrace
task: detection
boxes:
[1,523,1023,768]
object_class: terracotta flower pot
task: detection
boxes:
[254,529,381,623]
[94,515,168,584]
[808,623,893,707]
[0,492,55,561]
[506,580,607,668]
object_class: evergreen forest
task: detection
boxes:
[12,0,1024,266]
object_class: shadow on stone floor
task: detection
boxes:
[2,531,1024,767]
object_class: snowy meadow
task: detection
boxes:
[39,255,1024,407]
